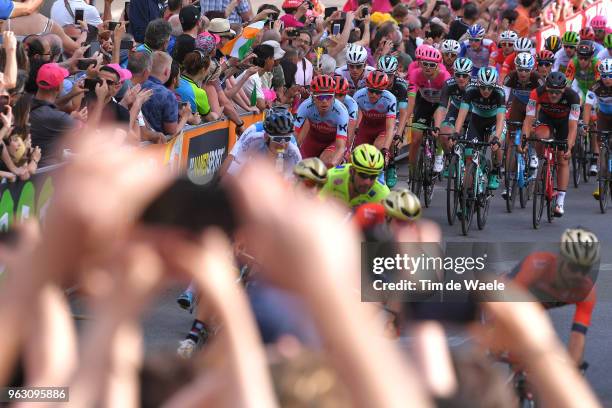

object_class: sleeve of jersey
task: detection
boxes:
[438,85,450,110]
[336,107,349,140]
[496,90,507,114]
[572,289,596,333]
[387,94,398,118]
[568,90,581,121]
[458,43,467,58]
[459,92,471,111]
[294,101,308,132]
[407,70,419,97]
[525,89,538,117]
[585,90,598,108]
[565,60,576,82]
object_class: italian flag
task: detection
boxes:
[220,21,265,59]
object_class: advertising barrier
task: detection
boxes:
[0,113,263,228]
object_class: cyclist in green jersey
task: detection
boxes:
[566,41,600,102]
[321,143,390,208]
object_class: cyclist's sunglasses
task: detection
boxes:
[348,64,365,69]
[299,177,321,189]
[454,73,470,79]
[601,73,612,79]
[421,61,438,68]
[269,135,292,143]
[313,93,334,101]
[443,52,458,57]
[537,60,553,67]
[356,171,378,180]
[546,88,563,95]
[563,45,576,49]
[517,68,531,73]
[367,88,383,95]
[469,38,482,42]
[499,42,514,47]
[479,86,493,91]
[578,55,591,60]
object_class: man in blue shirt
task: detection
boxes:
[128,0,163,43]
[134,18,172,55]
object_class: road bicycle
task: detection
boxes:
[504,121,536,213]
[528,137,567,229]
[571,123,592,188]
[590,129,612,213]
[409,126,439,208]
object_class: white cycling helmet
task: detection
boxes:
[441,39,461,54]
[477,66,498,86]
[515,52,535,70]
[378,55,399,74]
[499,30,518,43]
[560,228,600,266]
[514,37,533,53]
[598,58,612,75]
[453,57,473,74]
[346,44,368,64]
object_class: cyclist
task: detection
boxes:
[406,46,450,172]
[566,41,600,104]
[333,75,358,149]
[584,59,612,200]
[335,44,376,95]
[491,30,518,74]
[522,72,581,217]
[536,49,555,79]
[295,75,349,167]
[378,55,409,186]
[580,26,605,56]
[459,24,498,77]
[544,34,562,54]
[499,37,534,83]
[293,157,329,192]
[433,57,474,173]
[353,71,397,168]
[596,33,612,60]
[354,188,422,235]
[219,107,301,178]
[454,67,506,190]
[440,39,461,75]
[508,227,599,365]
[554,31,580,74]
[320,143,390,208]
[591,15,610,47]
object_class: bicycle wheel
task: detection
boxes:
[423,149,434,208]
[505,144,516,213]
[582,135,590,183]
[446,155,460,225]
[571,138,582,188]
[599,149,610,214]
[477,187,490,230]
[547,165,556,223]
[460,162,476,236]
[532,163,546,229]
[412,151,424,199]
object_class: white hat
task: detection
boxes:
[262,40,286,60]
[208,18,236,37]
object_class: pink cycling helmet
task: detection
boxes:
[591,15,607,29]
[415,44,429,60]
[419,45,442,63]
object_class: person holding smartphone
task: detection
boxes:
[50,0,105,27]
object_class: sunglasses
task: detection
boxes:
[356,171,378,180]
[270,135,292,143]
[454,73,470,78]
[313,93,334,101]
[421,61,438,68]
[538,61,552,67]
[104,79,119,86]
[469,38,482,42]
[348,64,364,69]
[367,88,383,95]
[443,52,458,57]
[564,45,576,49]
[479,86,493,91]
[299,178,320,189]
[499,42,514,47]
[517,68,531,73]
[578,56,591,60]
[546,89,563,95]
[601,73,612,79]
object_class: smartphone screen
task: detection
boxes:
[332,23,340,35]
[85,41,101,58]
[124,1,130,21]
[76,58,96,70]
[324,6,338,18]
[74,9,84,24]
[84,78,101,92]
[120,39,134,50]
[108,21,119,31]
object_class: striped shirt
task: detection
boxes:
[199,0,249,23]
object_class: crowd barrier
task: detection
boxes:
[0,113,264,228]
[535,0,610,51]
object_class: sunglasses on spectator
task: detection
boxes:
[537,61,553,67]
[367,88,383,95]
[313,93,334,101]
[469,38,482,42]
[356,171,378,180]
[546,89,563,95]
[454,73,470,79]
[104,79,119,86]
[269,135,292,143]
[517,68,531,73]
[564,45,576,49]
[421,61,438,68]
[348,64,364,69]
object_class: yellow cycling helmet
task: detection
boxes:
[383,188,422,221]
[351,144,385,175]
[293,157,328,184]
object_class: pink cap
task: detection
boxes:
[36,63,69,90]
[282,0,302,8]
[280,14,304,28]
[104,63,133,82]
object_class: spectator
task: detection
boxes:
[447,2,478,41]
[3,127,41,180]
[292,31,314,86]
[0,0,45,19]
[207,18,236,50]
[176,50,219,122]
[172,5,201,64]
[129,0,164,43]
[50,0,109,27]
[30,63,79,166]
[163,0,182,21]
[127,51,152,86]
[515,0,538,38]
[404,15,423,60]
[86,64,132,127]
[200,0,252,24]
[231,44,274,112]
[136,18,172,55]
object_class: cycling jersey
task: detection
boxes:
[439,78,474,127]
[500,50,536,80]
[353,88,397,145]
[335,65,377,95]
[408,67,451,103]
[565,57,600,100]
[491,49,514,71]
[526,86,581,121]
[227,122,302,176]
[553,48,574,74]
[458,39,498,75]
[460,84,506,118]
[585,80,612,116]
[320,163,390,207]
[176,75,211,116]
[295,97,349,158]
[339,94,358,122]
[389,76,409,109]
[503,71,543,105]
[508,251,596,333]
[596,48,612,60]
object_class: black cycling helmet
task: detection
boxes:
[576,40,595,57]
[545,71,567,90]
[263,107,294,135]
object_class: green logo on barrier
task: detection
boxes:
[0,189,14,232]
[16,181,35,223]
[37,177,54,220]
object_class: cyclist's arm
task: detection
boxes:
[330,110,350,166]
[219,154,236,178]
[454,103,470,134]
[383,116,396,149]
[433,105,446,129]
[567,99,581,151]
[583,90,596,125]
[495,110,505,141]
[568,293,595,365]
[570,79,583,104]
[331,138,347,166]
[523,91,537,138]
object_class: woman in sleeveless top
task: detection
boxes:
[7,13,85,55]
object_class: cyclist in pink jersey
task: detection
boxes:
[405,46,450,171]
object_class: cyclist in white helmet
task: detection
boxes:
[500,37,534,82]
[335,44,376,95]
[441,39,461,74]
[492,30,518,74]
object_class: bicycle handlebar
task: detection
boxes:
[506,121,524,128]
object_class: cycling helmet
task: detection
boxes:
[544,35,562,53]
[537,49,555,62]
[477,66,498,86]
[605,33,612,49]
[560,228,600,267]
[514,37,533,53]
[310,74,335,93]
[545,71,567,89]
[591,15,607,29]
[515,52,535,70]
[467,24,485,39]
[598,58,612,75]
[441,39,461,54]
[333,76,350,95]
[561,31,580,46]
[576,40,595,57]
[346,44,368,64]
[351,144,385,175]
[263,107,294,135]
[420,46,442,63]
[366,70,389,90]
[383,188,422,221]
[377,55,399,74]
[293,157,328,184]
[579,26,595,41]
[415,44,428,60]
[499,30,518,44]
[453,57,473,74]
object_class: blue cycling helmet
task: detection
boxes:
[467,24,485,39]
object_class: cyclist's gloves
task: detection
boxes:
[490,136,501,147]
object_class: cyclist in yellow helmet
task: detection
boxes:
[320,143,390,207]
[293,157,328,192]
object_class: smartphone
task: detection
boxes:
[324,6,338,18]
[85,41,101,58]
[120,39,134,50]
[332,19,345,34]
[84,78,101,92]
[74,9,84,24]
[140,178,238,236]
[76,58,97,70]
[179,101,188,109]
[360,7,369,18]
[269,12,279,21]
[85,25,98,44]
[266,19,274,29]
[287,29,300,38]
[332,23,340,35]
[108,21,120,31]
[124,1,130,21]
